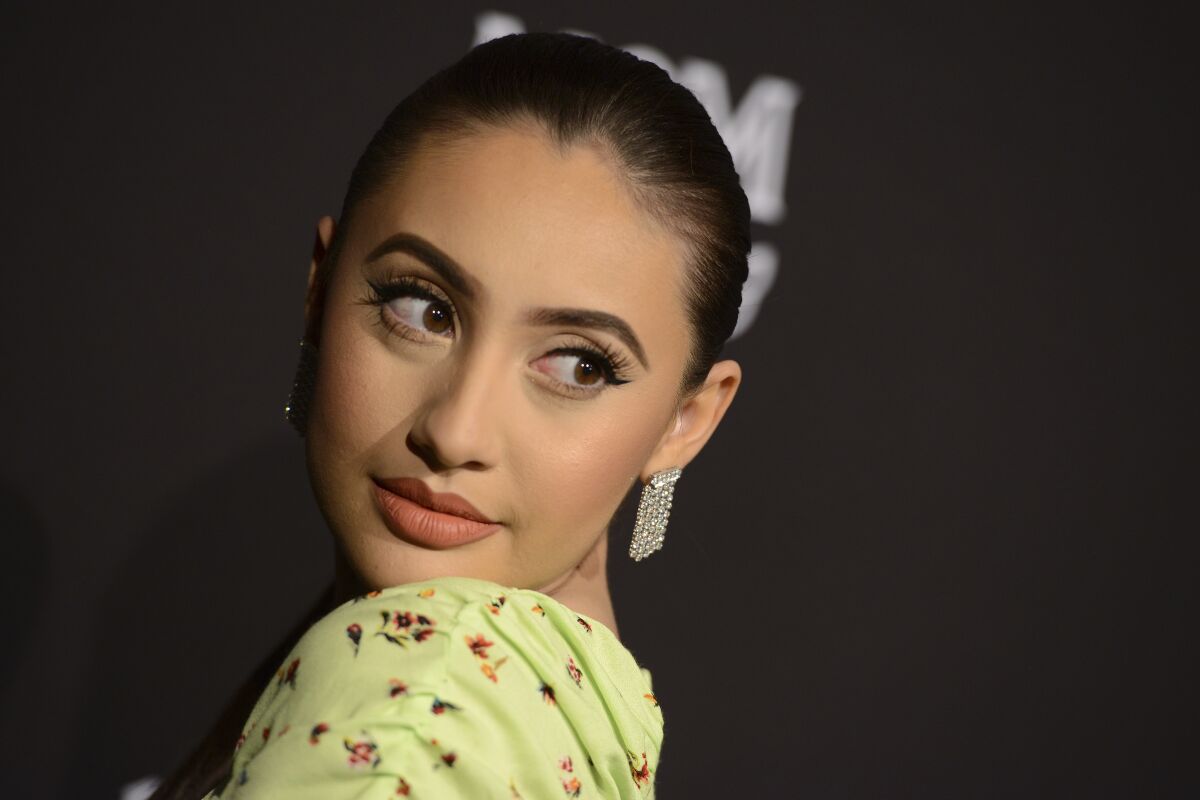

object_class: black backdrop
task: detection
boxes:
[1,3,1193,797]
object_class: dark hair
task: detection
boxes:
[153,31,748,799]
[312,30,750,397]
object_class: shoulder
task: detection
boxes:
[214,576,663,798]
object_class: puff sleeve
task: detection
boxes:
[204,578,663,799]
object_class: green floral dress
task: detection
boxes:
[202,576,664,798]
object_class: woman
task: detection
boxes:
[154,30,748,799]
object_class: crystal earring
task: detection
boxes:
[629,467,682,562]
[283,337,319,437]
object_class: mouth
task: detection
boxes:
[370,476,501,549]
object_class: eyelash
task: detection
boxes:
[544,343,634,396]
[357,275,455,341]
[355,276,634,396]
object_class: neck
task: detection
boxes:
[537,528,620,641]
[331,544,368,609]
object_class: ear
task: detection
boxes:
[303,215,338,346]
[642,359,742,480]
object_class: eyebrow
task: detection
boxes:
[364,231,481,301]
[524,307,649,369]
[364,231,649,369]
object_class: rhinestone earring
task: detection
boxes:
[629,467,682,562]
[283,337,319,437]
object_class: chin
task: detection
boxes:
[340,530,514,590]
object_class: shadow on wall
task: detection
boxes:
[59,432,331,798]
[0,481,52,715]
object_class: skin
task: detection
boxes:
[300,123,741,639]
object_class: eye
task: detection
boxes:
[359,276,455,341]
[532,345,633,397]
[387,295,453,336]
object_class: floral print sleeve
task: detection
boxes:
[203,576,664,799]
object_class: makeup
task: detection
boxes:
[371,477,501,549]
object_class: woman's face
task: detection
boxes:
[303,124,704,592]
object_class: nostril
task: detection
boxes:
[405,429,447,473]
[404,372,501,472]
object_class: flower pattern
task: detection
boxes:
[566,655,584,688]
[465,632,494,659]
[430,696,462,715]
[276,657,300,688]
[627,751,651,787]
[466,629,511,682]
[343,732,381,768]
[560,754,582,797]
[202,576,662,799]
[487,594,507,615]
[374,609,437,648]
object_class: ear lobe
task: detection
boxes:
[304,215,338,344]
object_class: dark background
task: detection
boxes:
[1,2,1193,797]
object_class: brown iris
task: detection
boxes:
[424,302,452,334]
[575,358,601,385]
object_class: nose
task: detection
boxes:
[406,346,504,473]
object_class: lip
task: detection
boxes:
[371,477,501,549]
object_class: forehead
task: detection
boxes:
[350,125,688,323]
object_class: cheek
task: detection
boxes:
[512,395,668,529]
[307,313,423,474]
[317,347,384,445]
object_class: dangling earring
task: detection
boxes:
[283,337,319,437]
[629,467,682,562]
